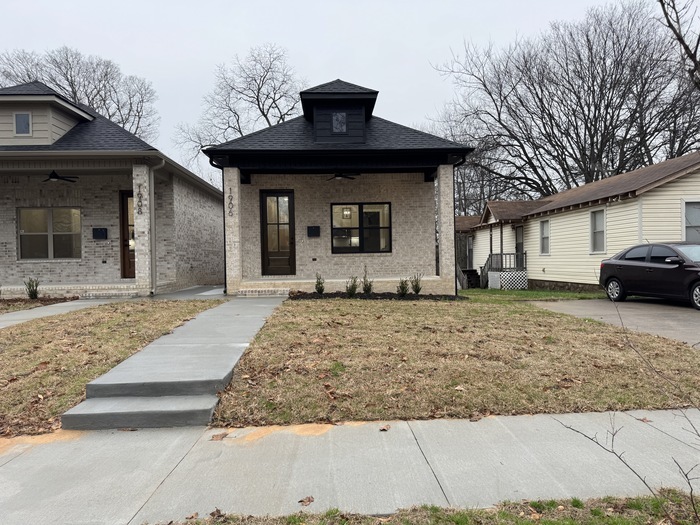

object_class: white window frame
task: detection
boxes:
[13,112,32,136]
[590,209,606,254]
[682,198,700,242]
[540,220,550,255]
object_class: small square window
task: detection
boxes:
[14,112,32,136]
[332,112,347,134]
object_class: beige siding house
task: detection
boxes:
[0,81,224,298]
[459,152,700,289]
[204,80,471,295]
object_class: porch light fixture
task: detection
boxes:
[342,207,352,219]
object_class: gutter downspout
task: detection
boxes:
[149,157,166,296]
[208,155,227,295]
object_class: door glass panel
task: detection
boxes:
[267,225,278,251]
[649,245,677,264]
[20,236,49,258]
[278,197,289,224]
[279,225,289,251]
[19,209,48,233]
[624,246,648,261]
[267,197,278,224]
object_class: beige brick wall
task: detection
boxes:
[0,171,133,290]
[224,168,456,295]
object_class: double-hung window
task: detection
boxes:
[686,202,700,242]
[14,112,32,136]
[18,208,81,259]
[590,209,605,253]
[540,220,550,255]
[331,203,391,253]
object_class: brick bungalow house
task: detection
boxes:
[0,81,224,298]
[203,80,472,295]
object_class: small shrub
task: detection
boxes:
[397,278,409,297]
[410,272,423,294]
[315,272,325,295]
[345,276,359,297]
[571,498,584,509]
[361,265,373,294]
[24,277,40,300]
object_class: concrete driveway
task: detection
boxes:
[532,298,700,349]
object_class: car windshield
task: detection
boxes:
[674,244,700,263]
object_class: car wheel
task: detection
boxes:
[691,283,700,311]
[606,278,627,302]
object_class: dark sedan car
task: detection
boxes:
[599,242,700,310]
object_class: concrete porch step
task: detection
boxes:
[61,395,219,430]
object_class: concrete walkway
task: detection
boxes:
[1,409,698,524]
[532,298,700,348]
[0,299,113,329]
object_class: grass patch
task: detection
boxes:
[0,297,76,315]
[0,299,222,437]
[214,297,699,427]
[159,491,698,525]
[460,288,605,303]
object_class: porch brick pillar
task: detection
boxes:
[132,165,151,294]
[437,164,456,294]
[223,167,242,294]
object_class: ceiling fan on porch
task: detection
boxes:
[43,170,78,183]
[327,173,357,181]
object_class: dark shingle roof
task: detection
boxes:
[0,81,154,152]
[455,216,481,231]
[0,80,63,96]
[301,79,378,95]
[207,115,466,152]
[486,200,547,222]
[531,151,700,214]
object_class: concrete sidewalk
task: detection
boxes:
[0,299,113,329]
[1,409,698,524]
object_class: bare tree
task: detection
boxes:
[0,47,159,141]
[174,43,303,173]
[438,0,700,199]
[658,0,700,90]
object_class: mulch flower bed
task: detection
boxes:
[288,290,467,301]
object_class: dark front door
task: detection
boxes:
[261,191,295,275]
[120,191,136,278]
[515,226,524,269]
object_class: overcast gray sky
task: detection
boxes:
[4,0,622,168]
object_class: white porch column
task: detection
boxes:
[223,167,242,294]
[437,164,456,294]
[132,164,152,294]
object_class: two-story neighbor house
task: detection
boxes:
[0,81,224,298]
[203,80,472,295]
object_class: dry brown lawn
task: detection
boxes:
[0,297,74,315]
[0,299,222,436]
[214,297,700,427]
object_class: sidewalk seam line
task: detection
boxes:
[126,429,205,525]
[407,421,451,507]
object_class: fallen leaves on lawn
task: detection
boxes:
[298,495,314,506]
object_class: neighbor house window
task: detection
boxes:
[14,112,32,135]
[686,202,700,242]
[331,203,391,253]
[540,220,550,255]
[18,208,81,259]
[590,209,605,253]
